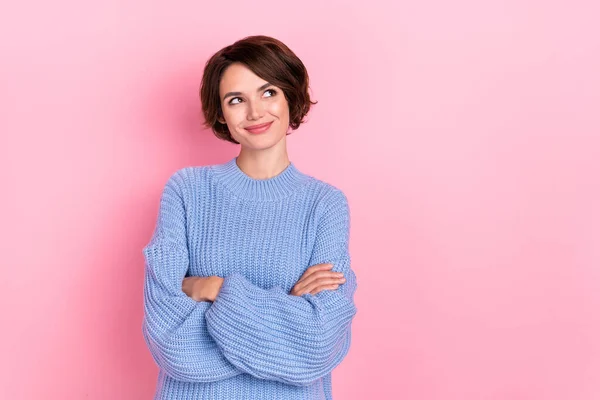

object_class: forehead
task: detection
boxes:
[219,63,267,94]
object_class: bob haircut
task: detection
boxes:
[200,35,317,144]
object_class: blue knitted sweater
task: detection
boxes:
[142,156,358,400]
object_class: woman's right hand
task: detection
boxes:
[290,263,346,296]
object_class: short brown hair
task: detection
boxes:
[200,35,317,144]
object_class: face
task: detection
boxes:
[218,63,290,151]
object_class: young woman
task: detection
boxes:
[142,35,358,400]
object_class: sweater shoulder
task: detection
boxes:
[164,165,210,191]
[302,175,349,212]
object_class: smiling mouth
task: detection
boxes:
[245,121,273,134]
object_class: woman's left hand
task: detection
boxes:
[182,276,224,302]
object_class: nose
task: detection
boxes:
[246,99,264,121]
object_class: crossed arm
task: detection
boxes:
[142,171,358,386]
[181,262,346,302]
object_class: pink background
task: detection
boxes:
[1,1,599,399]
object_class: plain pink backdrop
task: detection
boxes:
[1,1,599,399]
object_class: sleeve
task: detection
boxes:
[141,169,243,383]
[204,189,358,387]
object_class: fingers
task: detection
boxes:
[295,269,345,293]
[302,276,346,294]
[297,263,334,282]
[310,284,341,295]
[293,276,346,296]
[290,263,347,296]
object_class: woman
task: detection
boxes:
[142,35,358,400]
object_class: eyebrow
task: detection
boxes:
[223,82,273,101]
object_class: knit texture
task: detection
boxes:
[142,156,358,400]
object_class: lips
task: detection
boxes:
[245,121,273,134]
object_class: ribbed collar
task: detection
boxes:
[210,156,308,201]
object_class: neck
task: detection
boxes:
[236,147,290,180]
[210,155,308,201]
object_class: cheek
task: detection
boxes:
[270,99,289,120]
[222,106,243,125]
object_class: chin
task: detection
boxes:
[235,129,287,148]
[243,137,285,151]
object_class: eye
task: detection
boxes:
[227,89,277,106]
